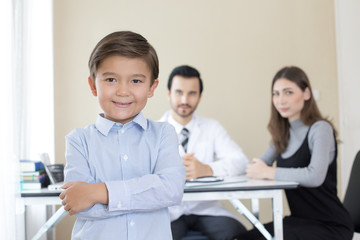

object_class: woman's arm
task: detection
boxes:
[274,121,335,187]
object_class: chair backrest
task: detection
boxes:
[182,231,209,240]
[343,150,360,233]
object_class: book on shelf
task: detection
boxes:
[20,160,45,172]
[21,175,50,190]
[20,170,45,177]
[19,154,65,190]
[22,173,47,182]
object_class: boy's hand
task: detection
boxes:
[183,153,213,180]
[59,181,108,215]
[246,158,275,180]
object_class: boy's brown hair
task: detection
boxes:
[88,31,159,85]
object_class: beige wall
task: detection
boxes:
[53,0,338,239]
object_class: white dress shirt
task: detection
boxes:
[159,111,249,221]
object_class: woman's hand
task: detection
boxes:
[246,158,276,180]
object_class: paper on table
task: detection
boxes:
[186,176,224,183]
[185,175,248,188]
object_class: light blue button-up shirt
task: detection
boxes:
[64,113,185,240]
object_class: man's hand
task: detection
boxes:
[183,153,213,180]
[246,158,275,180]
[59,182,108,215]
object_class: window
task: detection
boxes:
[0,0,54,238]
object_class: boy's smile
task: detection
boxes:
[113,101,132,108]
[88,55,158,124]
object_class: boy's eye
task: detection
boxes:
[106,78,116,82]
[131,79,141,84]
[285,91,293,95]
[272,92,279,96]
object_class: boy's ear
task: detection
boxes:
[88,77,97,96]
[148,79,159,98]
[304,87,311,100]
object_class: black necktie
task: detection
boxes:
[181,128,190,153]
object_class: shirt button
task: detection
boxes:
[117,202,122,209]
[129,220,135,227]
[121,129,125,134]
[116,123,121,126]
[123,155,128,161]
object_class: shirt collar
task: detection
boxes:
[132,112,147,130]
[95,113,147,136]
[168,113,196,134]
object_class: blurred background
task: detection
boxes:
[52,1,359,239]
[2,0,358,239]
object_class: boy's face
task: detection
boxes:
[88,55,158,124]
[168,76,201,123]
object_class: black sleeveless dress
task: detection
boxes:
[237,128,354,240]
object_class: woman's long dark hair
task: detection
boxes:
[268,66,337,154]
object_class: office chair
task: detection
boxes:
[343,150,360,233]
[182,231,209,240]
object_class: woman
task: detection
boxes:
[237,66,354,240]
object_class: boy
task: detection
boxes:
[59,31,185,240]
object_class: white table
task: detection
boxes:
[184,176,298,240]
[21,188,62,205]
[20,189,64,240]
[21,176,298,240]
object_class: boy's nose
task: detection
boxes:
[116,84,129,96]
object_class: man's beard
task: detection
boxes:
[175,104,197,118]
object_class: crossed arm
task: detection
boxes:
[59,182,108,215]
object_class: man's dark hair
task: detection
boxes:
[167,65,203,94]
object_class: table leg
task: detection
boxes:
[31,206,68,240]
[272,190,283,240]
[230,199,272,240]
[251,198,259,218]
